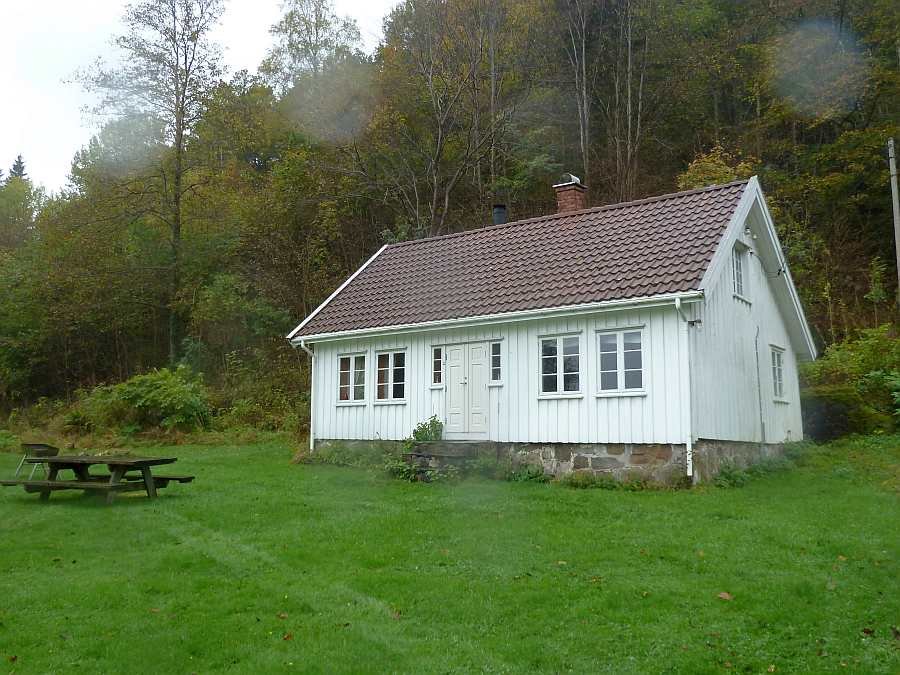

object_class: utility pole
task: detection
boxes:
[889,139,900,305]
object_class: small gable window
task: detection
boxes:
[540,335,580,394]
[338,354,366,402]
[490,342,502,382]
[733,245,748,297]
[771,347,785,399]
[598,330,644,393]
[377,351,406,401]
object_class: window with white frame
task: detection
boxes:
[377,351,406,401]
[338,354,366,402]
[771,347,785,399]
[540,335,580,394]
[490,342,501,381]
[598,330,644,392]
[432,347,443,385]
[733,245,747,297]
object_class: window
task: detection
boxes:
[338,354,366,402]
[377,351,406,401]
[733,245,747,297]
[598,330,644,392]
[540,335,580,394]
[490,342,501,381]
[432,347,443,385]
[771,347,784,399]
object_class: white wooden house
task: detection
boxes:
[288,177,816,481]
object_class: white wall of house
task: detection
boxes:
[690,200,804,443]
[309,304,692,445]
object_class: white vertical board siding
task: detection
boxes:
[691,206,804,443]
[310,306,688,444]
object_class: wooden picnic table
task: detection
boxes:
[0,455,194,504]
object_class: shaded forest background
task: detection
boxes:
[1,0,898,436]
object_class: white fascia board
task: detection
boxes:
[290,291,705,344]
[753,183,818,360]
[286,245,389,341]
[699,176,817,360]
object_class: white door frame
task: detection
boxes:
[443,341,490,440]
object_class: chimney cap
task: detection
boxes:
[552,172,584,189]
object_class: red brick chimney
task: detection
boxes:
[553,174,586,213]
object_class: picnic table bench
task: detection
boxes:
[0,455,194,504]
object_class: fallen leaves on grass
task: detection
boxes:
[282,633,293,641]
[277,612,288,620]
[861,627,874,636]
[717,592,734,601]
[8,655,17,663]
[149,608,161,614]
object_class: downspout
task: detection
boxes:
[299,340,316,451]
[674,298,694,479]
[754,327,766,445]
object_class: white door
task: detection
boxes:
[467,343,489,435]
[445,345,467,434]
[444,342,490,438]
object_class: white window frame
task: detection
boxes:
[538,334,582,398]
[431,347,444,388]
[489,341,503,385]
[771,346,786,401]
[733,244,749,301]
[596,328,646,397]
[337,353,366,404]
[375,349,407,404]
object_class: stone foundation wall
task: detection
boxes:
[504,442,687,484]
[691,439,785,483]
[313,438,785,485]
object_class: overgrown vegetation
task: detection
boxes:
[801,325,900,439]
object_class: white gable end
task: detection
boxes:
[690,178,812,443]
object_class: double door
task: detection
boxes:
[445,342,489,438]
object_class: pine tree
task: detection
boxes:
[8,155,26,179]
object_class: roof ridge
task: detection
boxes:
[386,178,752,250]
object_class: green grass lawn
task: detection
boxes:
[1,437,898,673]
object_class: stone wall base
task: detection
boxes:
[691,439,786,483]
[313,438,785,486]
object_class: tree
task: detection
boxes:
[261,0,362,92]
[9,155,26,180]
[81,0,225,364]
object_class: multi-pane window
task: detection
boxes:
[540,335,580,394]
[733,245,746,297]
[377,351,406,400]
[771,347,784,399]
[490,342,501,381]
[432,347,443,385]
[598,330,644,392]
[338,354,366,401]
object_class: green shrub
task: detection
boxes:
[801,325,900,439]
[0,429,19,453]
[509,463,550,483]
[412,416,444,442]
[384,455,459,483]
[714,463,751,488]
[69,366,211,433]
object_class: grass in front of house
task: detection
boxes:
[0,437,898,673]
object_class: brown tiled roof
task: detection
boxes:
[294,180,749,337]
